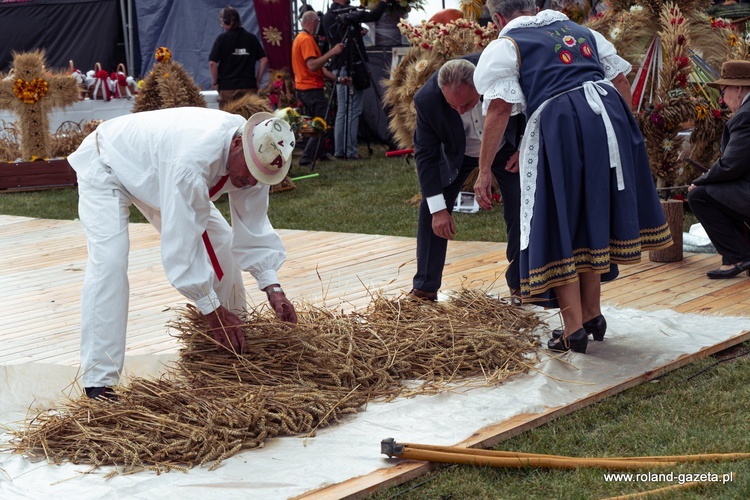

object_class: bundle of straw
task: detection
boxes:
[0,120,20,162]
[11,288,543,475]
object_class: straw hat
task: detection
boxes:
[707,60,750,89]
[241,112,296,185]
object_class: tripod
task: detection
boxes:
[310,22,384,169]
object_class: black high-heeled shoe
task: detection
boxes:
[706,261,750,279]
[551,315,607,342]
[547,327,588,354]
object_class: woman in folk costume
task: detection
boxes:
[473,0,672,354]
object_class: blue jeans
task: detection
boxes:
[334,67,363,158]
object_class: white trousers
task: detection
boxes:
[77,165,244,388]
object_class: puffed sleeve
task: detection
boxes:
[227,185,286,291]
[589,29,632,80]
[474,37,526,116]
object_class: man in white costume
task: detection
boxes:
[68,107,298,399]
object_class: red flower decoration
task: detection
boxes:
[651,112,665,127]
[676,73,688,87]
[559,50,573,64]
[712,109,723,119]
[580,43,593,58]
[677,35,685,45]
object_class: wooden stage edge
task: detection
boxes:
[300,329,750,500]
[3,215,750,498]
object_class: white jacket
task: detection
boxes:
[68,107,286,313]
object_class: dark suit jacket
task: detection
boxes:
[413,53,523,199]
[693,98,750,217]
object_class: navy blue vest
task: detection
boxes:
[507,20,604,115]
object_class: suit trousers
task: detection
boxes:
[413,144,521,294]
[688,185,750,264]
[77,166,244,388]
[297,88,329,163]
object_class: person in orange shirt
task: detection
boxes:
[292,10,346,167]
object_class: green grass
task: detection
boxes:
[373,347,750,499]
[1,146,740,499]
[0,146,697,239]
[0,147,508,243]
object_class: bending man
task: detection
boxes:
[411,56,523,302]
[68,108,298,398]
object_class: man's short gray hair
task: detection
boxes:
[301,10,319,27]
[486,0,536,18]
[437,59,476,90]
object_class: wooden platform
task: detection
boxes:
[1,214,750,368]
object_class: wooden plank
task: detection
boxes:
[297,329,750,500]
[0,159,77,191]
[3,217,749,368]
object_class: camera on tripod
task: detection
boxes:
[336,5,367,25]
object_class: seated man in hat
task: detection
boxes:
[688,60,750,279]
[67,108,298,399]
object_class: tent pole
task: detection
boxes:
[128,0,135,76]
[119,0,133,75]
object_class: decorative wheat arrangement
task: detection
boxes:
[132,47,206,113]
[0,50,79,160]
[382,18,497,150]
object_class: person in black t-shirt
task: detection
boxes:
[209,6,268,110]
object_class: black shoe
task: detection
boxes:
[409,288,438,301]
[85,386,118,401]
[552,314,607,341]
[547,327,588,354]
[706,261,750,279]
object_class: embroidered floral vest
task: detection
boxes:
[507,20,604,115]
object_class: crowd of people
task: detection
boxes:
[68,1,750,399]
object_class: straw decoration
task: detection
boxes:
[382,18,497,150]
[10,288,544,475]
[132,53,206,113]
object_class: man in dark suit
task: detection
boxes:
[410,56,523,301]
[688,59,750,279]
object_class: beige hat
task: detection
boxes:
[707,60,750,89]
[241,112,296,185]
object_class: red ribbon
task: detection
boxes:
[201,231,224,281]
[632,38,656,110]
